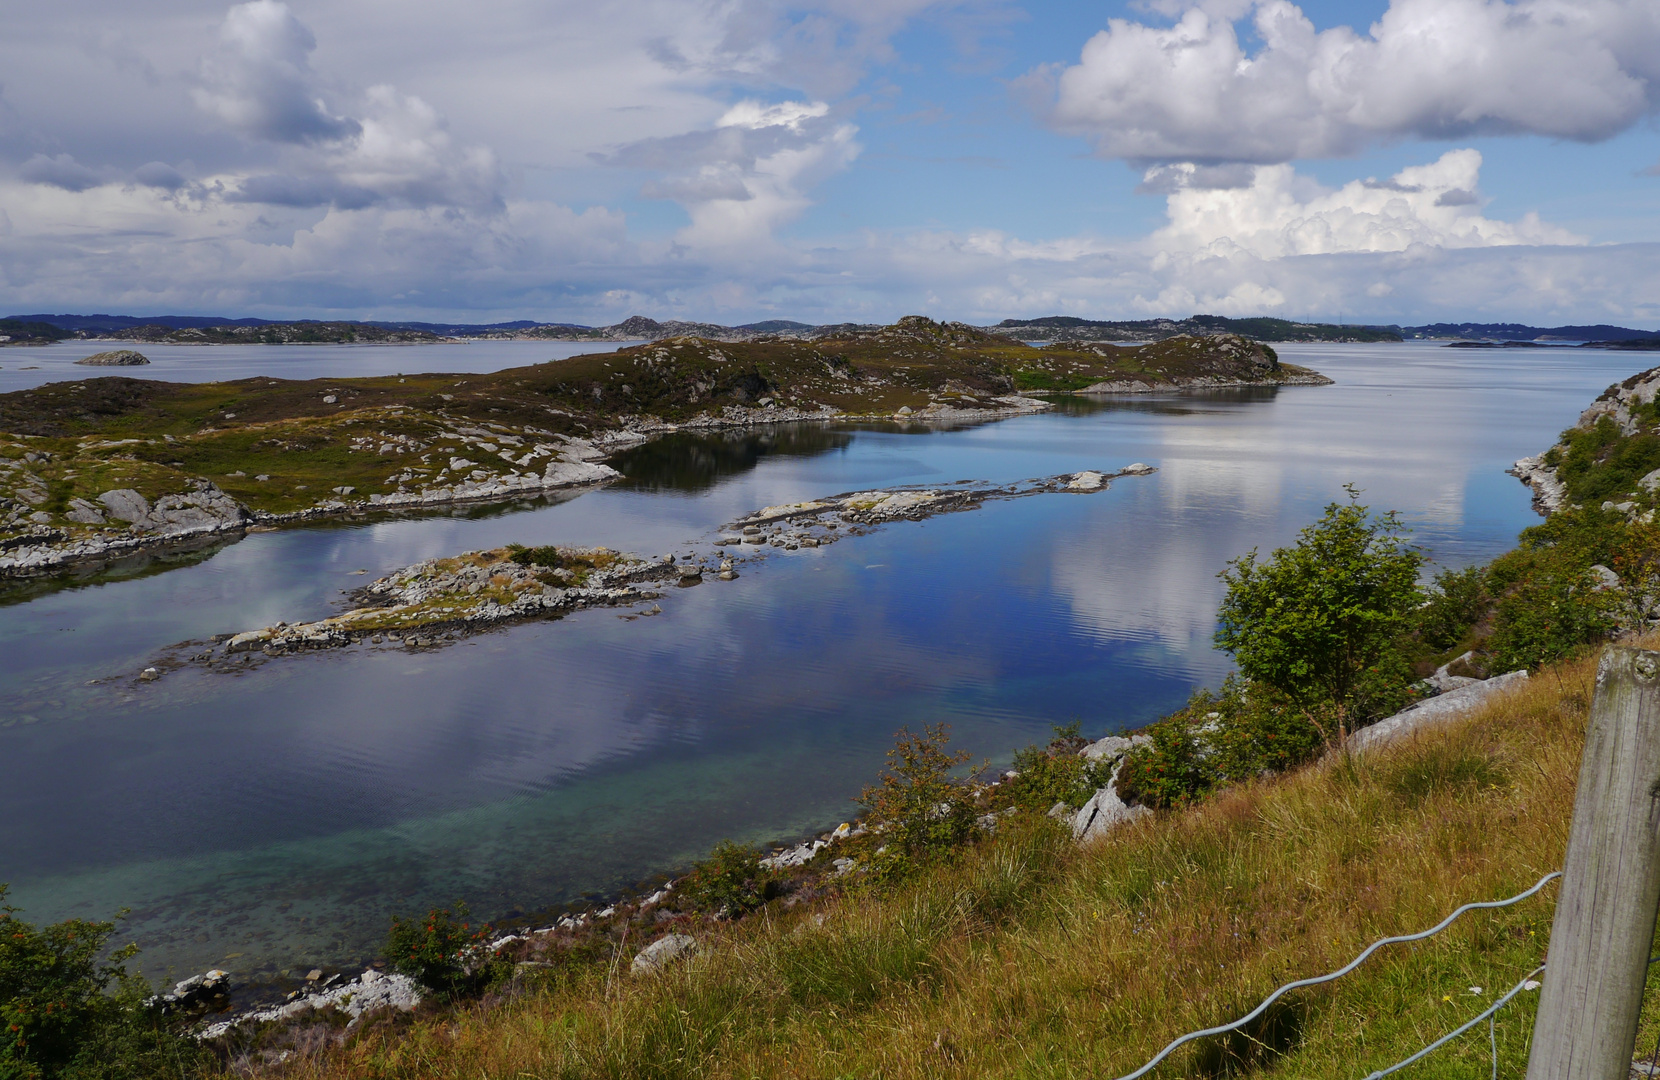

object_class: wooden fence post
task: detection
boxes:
[1527,646,1660,1080]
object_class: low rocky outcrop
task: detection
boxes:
[1071,735,1153,843]
[2,480,251,575]
[1347,669,1530,753]
[1510,453,1569,514]
[197,967,421,1041]
[74,349,149,366]
[185,466,1158,667]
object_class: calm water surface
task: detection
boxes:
[0,341,1642,985]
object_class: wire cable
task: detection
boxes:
[1108,871,1562,1080]
[1363,966,1545,1080]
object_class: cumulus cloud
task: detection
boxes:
[194,0,359,145]
[195,3,503,212]
[1151,149,1585,258]
[19,153,104,191]
[617,98,859,247]
[1029,0,1660,163]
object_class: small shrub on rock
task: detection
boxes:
[1116,679,1326,810]
[999,723,1113,813]
[384,902,496,997]
[505,544,567,570]
[856,724,982,882]
[681,842,776,918]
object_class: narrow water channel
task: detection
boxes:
[0,341,1637,985]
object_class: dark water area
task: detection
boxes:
[0,341,1644,986]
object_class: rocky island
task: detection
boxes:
[0,317,1323,579]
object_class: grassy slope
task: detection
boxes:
[252,644,1660,1080]
[0,321,1301,544]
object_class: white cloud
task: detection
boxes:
[193,0,359,145]
[616,98,860,248]
[1030,0,1660,163]
[194,3,504,212]
[1151,149,1585,258]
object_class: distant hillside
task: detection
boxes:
[0,318,73,345]
[6,313,582,339]
[28,311,1656,348]
[992,315,1401,344]
[1396,322,1660,342]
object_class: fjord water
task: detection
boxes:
[0,341,1640,985]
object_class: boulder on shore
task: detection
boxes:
[631,933,697,975]
[75,349,150,366]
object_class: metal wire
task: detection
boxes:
[1363,965,1546,1080]
[1108,871,1562,1080]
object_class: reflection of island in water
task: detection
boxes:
[1042,385,1284,417]
[610,424,856,492]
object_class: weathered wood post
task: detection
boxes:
[1527,647,1660,1080]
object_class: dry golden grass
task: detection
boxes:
[243,643,1660,1080]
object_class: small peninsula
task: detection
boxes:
[0,317,1324,578]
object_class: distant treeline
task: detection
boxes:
[9,312,1658,346]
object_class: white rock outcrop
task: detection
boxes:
[631,934,696,975]
[1348,670,1530,754]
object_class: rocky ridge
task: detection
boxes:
[1511,363,1660,517]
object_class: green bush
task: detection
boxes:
[1416,564,1490,652]
[384,902,496,997]
[855,724,981,882]
[0,886,204,1080]
[1551,414,1660,504]
[1486,553,1618,674]
[1481,507,1634,673]
[1215,488,1423,718]
[999,723,1114,813]
[1116,680,1327,810]
[681,842,776,918]
[505,544,566,569]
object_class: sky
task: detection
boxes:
[1,0,1658,327]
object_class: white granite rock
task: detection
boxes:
[631,934,697,975]
[1348,670,1530,754]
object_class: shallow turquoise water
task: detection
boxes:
[0,341,1642,985]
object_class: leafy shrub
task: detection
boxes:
[1486,554,1618,674]
[855,724,981,882]
[384,902,496,997]
[1114,708,1217,811]
[681,842,776,918]
[0,885,204,1080]
[1215,488,1423,716]
[1551,414,1660,504]
[505,544,568,569]
[1416,564,1490,651]
[1116,680,1327,810]
[999,723,1113,812]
